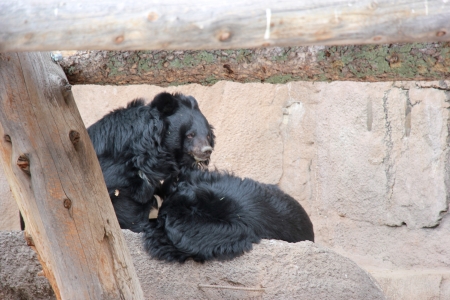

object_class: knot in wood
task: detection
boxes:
[368,1,378,10]
[217,30,231,42]
[24,231,35,246]
[63,199,72,209]
[17,155,30,174]
[223,64,234,74]
[115,35,125,44]
[386,53,400,66]
[61,82,72,101]
[147,12,159,22]
[69,130,80,145]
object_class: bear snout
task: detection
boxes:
[190,144,213,162]
[201,146,213,155]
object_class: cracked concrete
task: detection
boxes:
[1,80,449,299]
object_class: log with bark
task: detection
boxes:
[58,43,450,86]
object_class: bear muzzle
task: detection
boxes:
[191,145,213,162]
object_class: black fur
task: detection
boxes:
[143,169,314,263]
[87,92,215,233]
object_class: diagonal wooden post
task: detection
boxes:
[0,52,144,300]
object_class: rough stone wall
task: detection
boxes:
[1,80,449,298]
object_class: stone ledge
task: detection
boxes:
[123,231,386,299]
[369,269,450,300]
[1,230,386,299]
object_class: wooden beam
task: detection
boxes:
[0,52,144,300]
[1,0,449,52]
[57,43,450,86]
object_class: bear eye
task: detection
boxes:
[186,133,195,139]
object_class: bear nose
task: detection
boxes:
[201,146,213,155]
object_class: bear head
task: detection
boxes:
[151,92,215,171]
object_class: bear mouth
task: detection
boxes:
[187,152,211,169]
[188,149,211,163]
[193,155,208,162]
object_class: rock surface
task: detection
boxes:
[124,231,386,300]
[1,80,449,298]
[0,231,55,300]
[0,230,386,300]
[372,269,450,300]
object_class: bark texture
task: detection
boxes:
[58,43,450,86]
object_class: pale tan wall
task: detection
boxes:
[1,80,449,298]
[0,170,18,230]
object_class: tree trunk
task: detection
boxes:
[58,43,450,86]
[0,52,144,300]
[1,0,449,52]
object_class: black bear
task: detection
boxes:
[143,169,314,263]
[87,92,215,233]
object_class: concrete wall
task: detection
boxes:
[1,80,449,299]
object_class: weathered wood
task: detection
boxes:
[58,43,450,86]
[1,0,450,52]
[0,52,144,300]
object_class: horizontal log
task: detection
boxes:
[1,0,450,52]
[58,43,450,86]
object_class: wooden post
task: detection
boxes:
[0,52,144,300]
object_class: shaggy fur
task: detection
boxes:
[87,92,215,232]
[143,169,314,263]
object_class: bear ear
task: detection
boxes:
[150,92,179,116]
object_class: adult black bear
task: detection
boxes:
[143,169,314,263]
[87,92,215,233]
